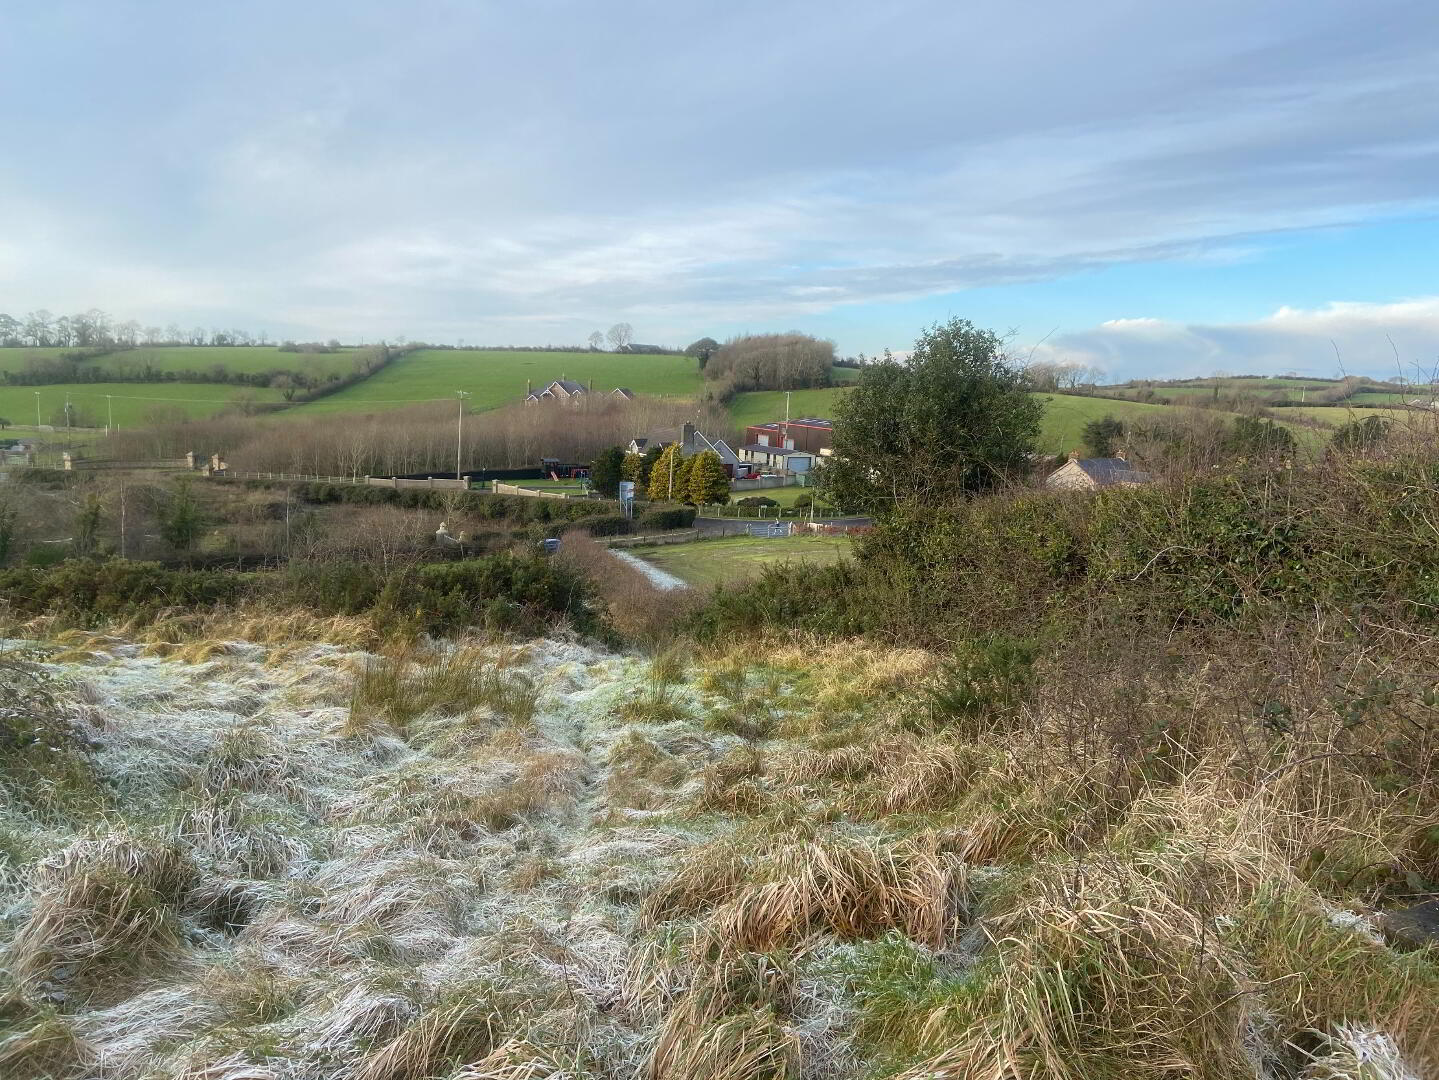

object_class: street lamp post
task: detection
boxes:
[455,391,470,481]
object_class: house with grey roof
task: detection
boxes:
[1045,449,1152,491]
[523,379,640,405]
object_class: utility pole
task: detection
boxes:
[106,396,113,435]
[65,392,71,431]
[33,391,40,429]
[668,446,676,499]
[455,391,469,481]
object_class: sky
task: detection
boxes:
[1,0,1436,381]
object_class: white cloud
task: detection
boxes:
[0,0,1436,349]
[1029,298,1439,381]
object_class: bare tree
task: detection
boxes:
[588,331,604,351]
[606,323,634,351]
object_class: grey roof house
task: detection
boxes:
[1045,449,1152,491]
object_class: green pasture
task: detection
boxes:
[635,533,853,588]
[0,383,287,429]
[291,350,703,415]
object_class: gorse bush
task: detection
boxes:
[0,553,592,637]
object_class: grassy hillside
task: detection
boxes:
[291,349,703,415]
[727,387,850,428]
[0,382,287,428]
[1030,394,1182,454]
[0,345,355,378]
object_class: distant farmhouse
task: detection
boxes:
[739,418,834,474]
[1045,449,1151,491]
[524,379,636,405]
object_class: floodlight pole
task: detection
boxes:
[455,391,469,481]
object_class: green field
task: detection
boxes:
[1030,394,1185,455]
[636,533,853,588]
[292,349,703,415]
[0,345,355,379]
[0,383,287,428]
[1278,404,1412,427]
[728,387,850,428]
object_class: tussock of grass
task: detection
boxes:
[8,832,197,1003]
[0,1008,95,1079]
[644,827,969,951]
[349,646,539,732]
[354,998,501,1080]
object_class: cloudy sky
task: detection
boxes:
[2,0,1436,379]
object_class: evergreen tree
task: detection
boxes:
[73,494,104,557]
[621,452,645,482]
[673,454,696,504]
[160,482,204,550]
[638,444,664,486]
[1081,416,1125,458]
[687,450,732,507]
[646,444,686,502]
[588,446,626,498]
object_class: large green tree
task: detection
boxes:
[817,319,1042,515]
[687,450,732,507]
[588,446,626,498]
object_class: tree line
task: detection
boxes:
[0,345,407,402]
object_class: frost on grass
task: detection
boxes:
[0,630,1435,1079]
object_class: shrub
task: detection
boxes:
[579,514,633,537]
[637,507,697,531]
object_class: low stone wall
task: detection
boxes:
[366,476,471,491]
[731,474,798,491]
[492,481,592,501]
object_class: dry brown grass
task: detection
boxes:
[644,827,969,952]
[353,998,501,1080]
[7,833,197,1004]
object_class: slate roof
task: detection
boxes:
[551,379,587,395]
[1072,458,1151,485]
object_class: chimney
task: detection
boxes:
[1067,448,1081,461]
[526,379,532,394]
